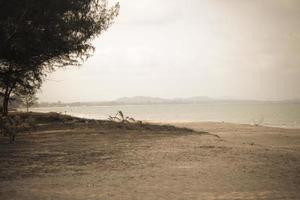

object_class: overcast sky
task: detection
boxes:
[38,0,300,102]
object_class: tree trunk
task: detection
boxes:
[2,86,13,116]
[2,86,9,116]
[2,95,9,116]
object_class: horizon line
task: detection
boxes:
[37,96,300,104]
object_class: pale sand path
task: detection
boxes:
[0,122,299,199]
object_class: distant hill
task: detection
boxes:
[116,96,214,104]
[36,96,300,107]
[116,96,167,104]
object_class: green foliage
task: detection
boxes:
[0,0,119,68]
[0,0,119,115]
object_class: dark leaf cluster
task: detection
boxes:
[0,0,119,115]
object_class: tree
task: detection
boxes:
[16,86,38,112]
[0,0,119,116]
[22,95,38,112]
[0,64,42,115]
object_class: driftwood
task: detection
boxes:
[108,111,136,123]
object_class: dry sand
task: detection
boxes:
[0,117,299,199]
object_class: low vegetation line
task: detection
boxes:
[0,112,209,144]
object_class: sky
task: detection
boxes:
[38,0,300,102]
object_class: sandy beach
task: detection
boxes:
[0,113,299,199]
[2,0,300,199]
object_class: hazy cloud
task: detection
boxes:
[39,0,300,102]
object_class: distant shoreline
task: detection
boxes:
[19,108,300,130]
[35,100,300,108]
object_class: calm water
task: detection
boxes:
[30,103,300,128]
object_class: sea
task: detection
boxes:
[28,102,300,129]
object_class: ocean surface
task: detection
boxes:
[29,103,300,128]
